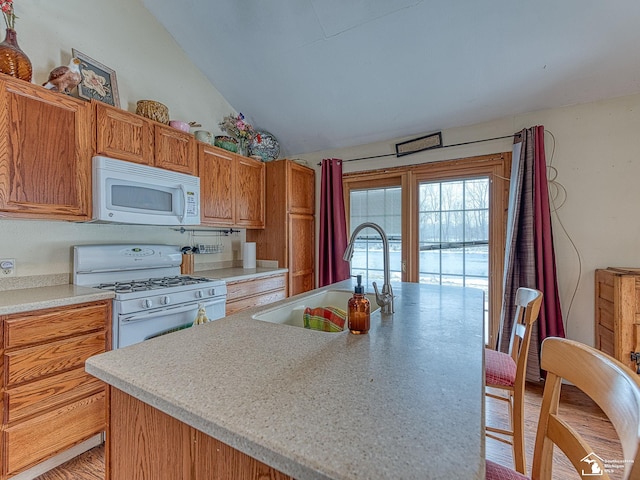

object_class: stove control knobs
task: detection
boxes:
[195,290,204,299]
[208,288,216,296]
[143,299,153,309]
[161,295,171,305]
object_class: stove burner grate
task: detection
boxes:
[95,275,217,294]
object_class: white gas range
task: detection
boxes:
[73,244,227,349]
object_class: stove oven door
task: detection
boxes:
[115,298,226,348]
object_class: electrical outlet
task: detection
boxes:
[0,258,15,276]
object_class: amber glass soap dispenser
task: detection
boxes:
[348,275,370,334]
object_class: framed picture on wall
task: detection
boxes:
[72,49,120,108]
[395,132,442,157]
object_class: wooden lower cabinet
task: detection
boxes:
[1,300,111,479]
[108,387,293,480]
[225,274,287,316]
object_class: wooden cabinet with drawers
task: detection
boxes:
[0,300,111,478]
[225,274,287,316]
[595,268,640,372]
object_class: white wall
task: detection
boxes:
[0,0,243,284]
[298,93,640,348]
[19,0,233,133]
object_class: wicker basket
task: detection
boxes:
[136,100,170,124]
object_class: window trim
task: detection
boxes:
[343,152,511,347]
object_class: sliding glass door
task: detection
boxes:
[343,153,510,347]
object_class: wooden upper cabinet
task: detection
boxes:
[154,124,197,175]
[95,102,154,166]
[95,102,196,175]
[235,156,265,228]
[199,144,235,226]
[289,162,315,214]
[0,76,92,220]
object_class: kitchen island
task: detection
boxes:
[86,280,486,479]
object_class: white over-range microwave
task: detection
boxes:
[92,156,200,226]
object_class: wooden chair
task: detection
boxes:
[486,337,640,480]
[485,287,543,474]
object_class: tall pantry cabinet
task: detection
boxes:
[247,160,315,297]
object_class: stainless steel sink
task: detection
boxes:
[252,290,380,330]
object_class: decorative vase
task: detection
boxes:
[0,28,32,82]
[237,137,249,157]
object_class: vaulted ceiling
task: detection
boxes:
[143,0,640,156]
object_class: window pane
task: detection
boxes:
[465,179,488,209]
[349,187,402,287]
[441,246,463,275]
[419,183,440,212]
[419,211,440,243]
[465,210,488,242]
[441,181,464,211]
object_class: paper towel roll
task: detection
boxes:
[243,242,256,269]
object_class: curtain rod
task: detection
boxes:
[315,134,514,165]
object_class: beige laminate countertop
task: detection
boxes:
[86,280,486,480]
[197,266,288,283]
[0,267,284,315]
[0,284,114,315]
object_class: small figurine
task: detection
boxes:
[193,303,209,325]
[43,57,82,94]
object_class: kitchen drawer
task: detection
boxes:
[3,391,105,476]
[5,367,104,424]
[225,274,286,302]
[226,290,287,316]
[5,332,105,387]
[4,301,110,349]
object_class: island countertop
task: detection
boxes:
[85,280,485,480]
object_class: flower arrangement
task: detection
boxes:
[1,0,16,30]
[219,113,259,143]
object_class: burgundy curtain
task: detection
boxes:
[533,127,565,342]
[319,158,350,287]
[498,126,564,381]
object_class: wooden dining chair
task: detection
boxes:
[486,337,640,480]
[485,287,543,474]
